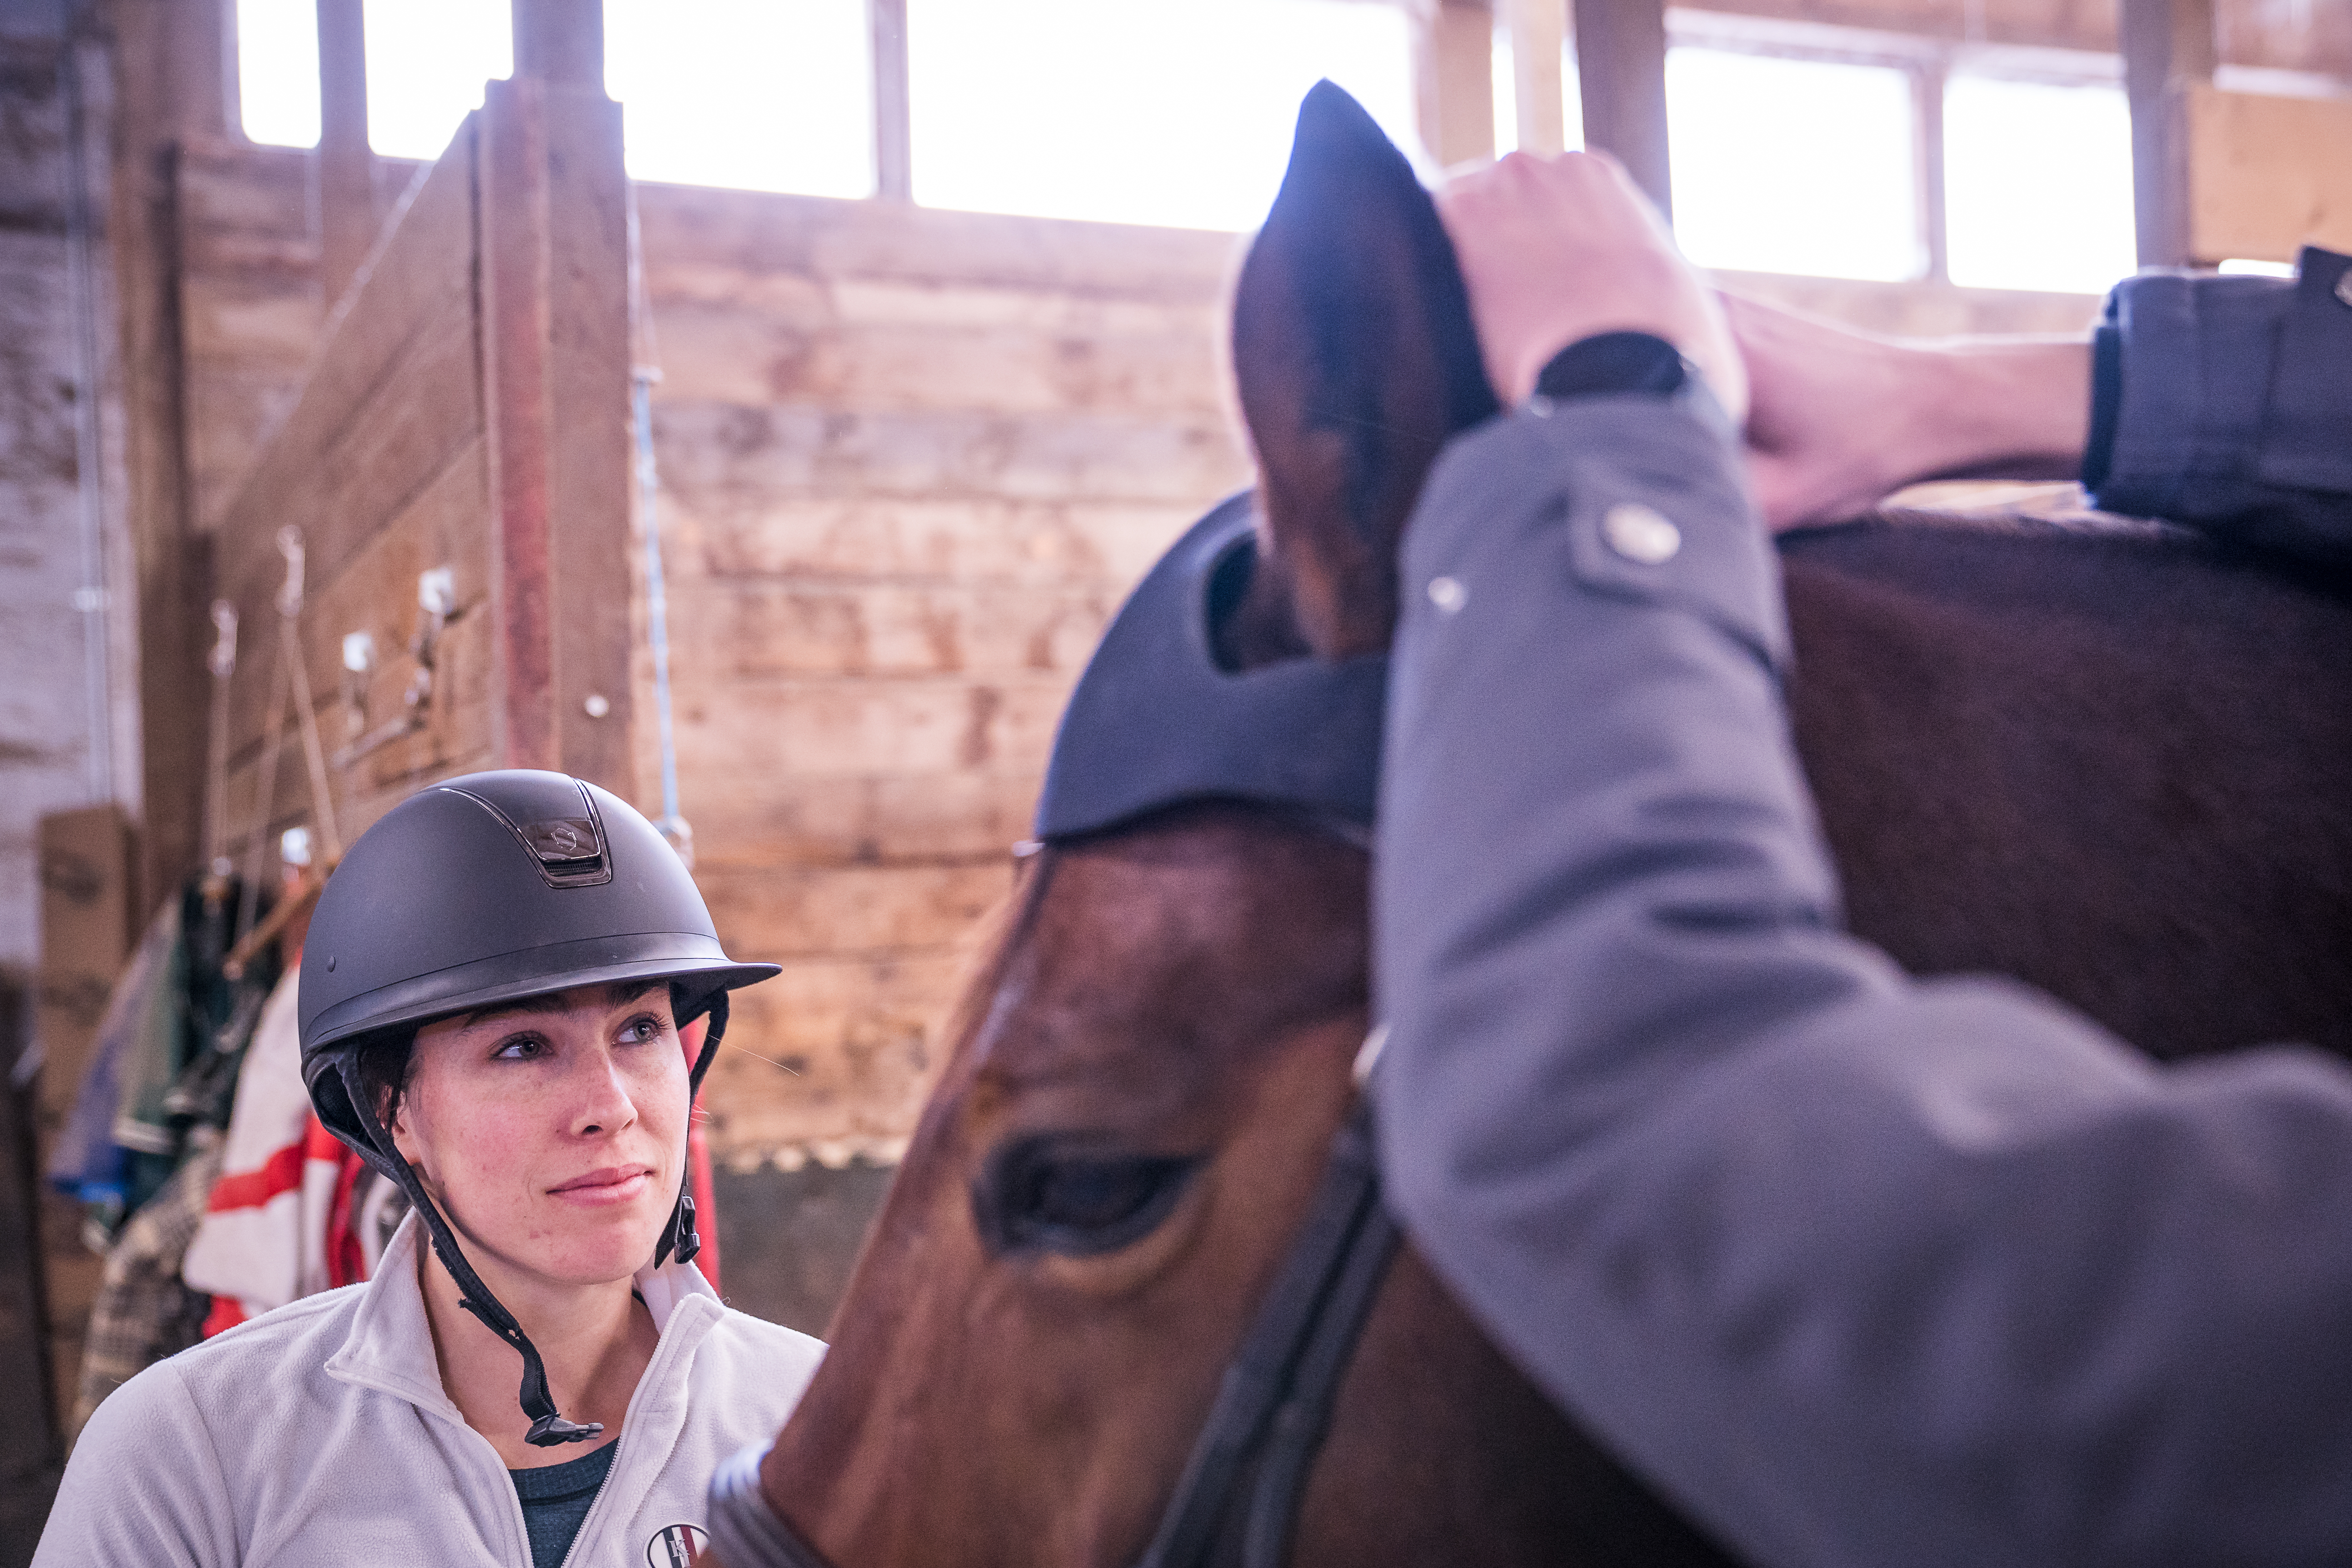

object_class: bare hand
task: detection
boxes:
[1436,151,1746,424]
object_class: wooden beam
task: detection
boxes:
[512,0,604,87]
[481,79,558,773]
[871,0,912,200]
[1914,60,1948,282]
[1506,0,1567,156]
[1573,0,1671,216]
[2120,0,2215,269]
[2184,85,2352,264]
[315,0,376,307]
[1414,0,1497,170]
[478,75,636,790]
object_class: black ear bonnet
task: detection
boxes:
[1034,493,1387,843]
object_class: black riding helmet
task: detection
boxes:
[299,769,777,1445]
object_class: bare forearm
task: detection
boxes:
[1903,337,2090,484]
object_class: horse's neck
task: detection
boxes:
[1781,520,2352,1064]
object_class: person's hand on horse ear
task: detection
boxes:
[1723,290,2092,532]
[1435,150,1747,425]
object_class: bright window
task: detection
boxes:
[907,0,1418,231]
[236,0,321,148]
[1944,75,2135,294]
[605,0,873,197]
[1667,48,1920,282]
[361,0,511,161]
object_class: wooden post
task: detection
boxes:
[315,0,376,307]
[1414,0,1495,170]
[1506,0,1567,157]
[1573,0,1671,218]
[2121,0,2215,269]
[871,0,912,200]
[512,0,604,88]
[484,0,636,792]
[1915,60,1949,282]
[34,806,133,1441]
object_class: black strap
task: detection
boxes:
[1132,1102,1396,1568]
[657,989,729,1268]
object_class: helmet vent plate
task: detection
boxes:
[444,781,618,889]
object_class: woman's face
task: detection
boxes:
[393,981,688,1288]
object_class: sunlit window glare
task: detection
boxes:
[1668,48,1919,283]
[1944,75,2135,294]
[1491,29,1583,156]
[236,0,320,149]
[907,0,1418,231]
[362,0,510,161]
[605,0,873,196]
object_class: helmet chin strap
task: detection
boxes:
[656,990,728,1269]
[335,989,733,1447]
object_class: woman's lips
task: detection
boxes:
[549,1165,654,1205]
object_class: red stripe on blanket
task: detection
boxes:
[205,1141,308,1211]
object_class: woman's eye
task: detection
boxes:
[618,1014,664,1044]
[973,1139,1198,1258]
[493,1035,544,1061]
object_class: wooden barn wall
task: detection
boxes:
[165,146,2106,1173]
[630,187,1254,1168]
[196,135,503,857]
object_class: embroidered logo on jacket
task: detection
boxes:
[647,1523,709,1566]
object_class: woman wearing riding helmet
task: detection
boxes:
[36,770,824,1568]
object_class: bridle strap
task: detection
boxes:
[707,1103,1399,1568]
[1131,1101,1394,1568]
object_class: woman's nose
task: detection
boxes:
[567,1047,639,1137]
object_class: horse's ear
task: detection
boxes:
[1232,81,1500,659]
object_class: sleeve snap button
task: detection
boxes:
[1602,503,1682,565]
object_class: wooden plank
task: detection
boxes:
[679,579,1119,683]
[1414,0,1497,170]
[314,0,376,308]
[633,183,1242,300]
[698,863,1011,961]
[676,769,1046,874]
[871,0,913,201]
[1508,0,1568,156]
[680,495,1197,587]
[541,85,636,793]
[2121,0,2217,268]
[672,677,1070,783]
[647,306,1229,417]
[480,77,559,773]
[646,402,1249,507]
[2184,85,2352,262]
[1574,0,1671,215]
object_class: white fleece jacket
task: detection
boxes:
[34,1214,825,1566]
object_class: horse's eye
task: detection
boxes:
[974,1139,1198,1258]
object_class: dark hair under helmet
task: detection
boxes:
[299,769,777,1445]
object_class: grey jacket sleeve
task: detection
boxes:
[34,1360,236,1566]
[1373,391,2352,1568]
[2089,245,2352,565]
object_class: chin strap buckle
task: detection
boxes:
[526,1412,605,1447]
[669,1193,701,1266]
